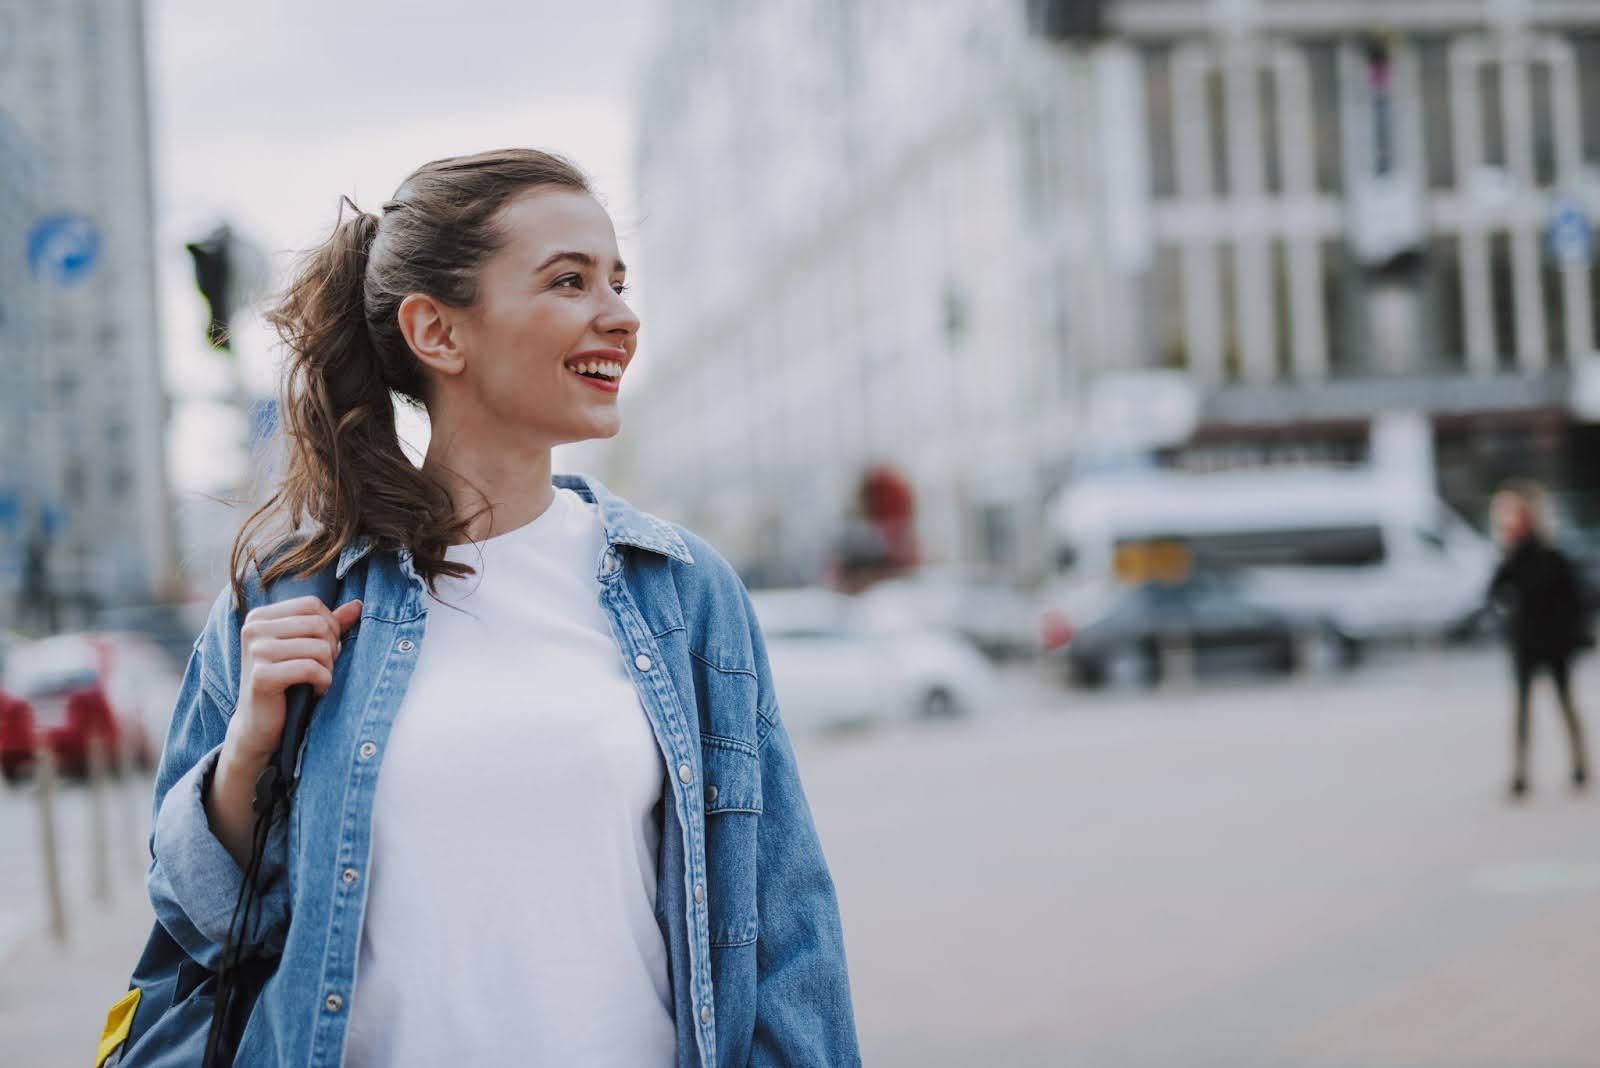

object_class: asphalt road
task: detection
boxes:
[799,648,1600,1067]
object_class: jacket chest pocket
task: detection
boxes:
[700,742,761,948]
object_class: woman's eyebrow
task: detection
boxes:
[535,250,627,273]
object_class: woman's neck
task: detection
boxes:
[421,430,556,543]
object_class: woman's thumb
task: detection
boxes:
[335,599,363,627]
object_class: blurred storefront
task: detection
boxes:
[625,0,1600,584]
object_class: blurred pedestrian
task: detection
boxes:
[124,149,859,1067]
[1489,480,1591,799]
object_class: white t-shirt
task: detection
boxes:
[343,486,676,1067]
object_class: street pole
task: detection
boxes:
[88,734,112,903]
[34,747,66,945]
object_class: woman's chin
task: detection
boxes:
[566,414,622,442]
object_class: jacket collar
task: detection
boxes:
[334,472,694,579]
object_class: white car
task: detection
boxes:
[749,588,996,731]
[855,568,1043,660]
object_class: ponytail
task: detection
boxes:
[228,149,593,607]
[228,200,458,607]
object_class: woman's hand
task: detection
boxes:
[225,596,363,762]
[208,595,361,869]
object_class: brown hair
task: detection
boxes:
[229,148,592,608]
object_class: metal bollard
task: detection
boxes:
[34,746,67,945]
[88,734,112,903]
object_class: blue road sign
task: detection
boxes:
[26,213,102,287]
[1549,199,1593,268]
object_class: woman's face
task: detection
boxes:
[1491,492,1531,548]
[450,189,637,446]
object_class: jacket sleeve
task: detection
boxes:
[743,590,863,1067]
[146,585,292,972]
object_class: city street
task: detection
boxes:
[3,648,1599,1066]
[804,649,1600,1067]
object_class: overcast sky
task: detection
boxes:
[147,0,658,492]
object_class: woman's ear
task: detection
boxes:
[398,293,466,379]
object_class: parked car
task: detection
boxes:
[1051,573,1356,690]
[855,568,1043,660]
[749,588,996,730]
[0,631,169,783]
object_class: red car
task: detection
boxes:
[0,633,158,784]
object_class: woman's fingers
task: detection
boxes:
[332,599,363,630]
[252,636,338,672]
[247,595,337,623]
[242,612,341,647]
[241,598,362,680]
[250,658,335,695]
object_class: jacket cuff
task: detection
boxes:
[150,743,290,960]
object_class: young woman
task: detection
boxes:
[145,149,860,1066]
[1489,481,1591,799]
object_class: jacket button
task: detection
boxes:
[705,785,718,804]
[678,763,693,785]
[694,884,704,904]
[397,639,415,653]
[634,653,652,671]
[325,993,343,1013]
[359,742,378,760]
[700,1004,712,1025]
[342,868,359,885]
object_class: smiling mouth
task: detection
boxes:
[564,357,623,383]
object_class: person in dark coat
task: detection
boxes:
[1489,481,1591,798]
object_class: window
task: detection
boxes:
[1426,235,1466,370]
[1478,62,1506,170]
[1260,67,1283,195]
[1578,34,1600,167]
[1206,68,1229,197]
[1489,230,1516,365]
[1304,41,1344,194]
[1144,45,1177,198]
[1416,36,1455,190]
[1153,244,1187,369]
[1531,62,1558,188]
[1134,526,1388,569]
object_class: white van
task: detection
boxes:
[1045,467,1497,641]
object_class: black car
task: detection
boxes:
[1059,573,1357,689]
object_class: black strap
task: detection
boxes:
[200,561,339,1067]
[203,767,285,1068]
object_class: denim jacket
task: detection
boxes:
[146,474,860,1067]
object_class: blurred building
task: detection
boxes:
[0,112,44,625]
[0,0,175,627]
[630,0,1600,584]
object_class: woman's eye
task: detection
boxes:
[613,283,631,297]
[554,274,583,289]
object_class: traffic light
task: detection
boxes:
[185,224,234,351]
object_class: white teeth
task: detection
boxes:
[569,359,622,379]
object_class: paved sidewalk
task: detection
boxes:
[0,872,153,1068]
